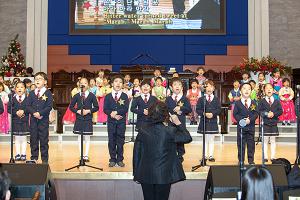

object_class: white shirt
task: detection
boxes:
[241,97,251,108]
[205,94,214,101]
[112,90,122,100]
[15,94,26,102]
[35,87,47,96]
[79,90,90,98]
[172,93,183,101]
[141,93,150,100]
[265,96,274,104]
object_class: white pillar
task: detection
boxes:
[26,0,48,74]
[248,0,269,58]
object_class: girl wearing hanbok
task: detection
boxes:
[270,70,282,100]
[152,77,168,102]
[96,76,112,124]
[0,83,9,134]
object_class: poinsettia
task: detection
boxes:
[232,56,292,75]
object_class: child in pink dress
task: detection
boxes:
[279,78,296,125]
[62,80,81,124]
[186,79,201,125]
[97,76,112,124]
[0,82,9,134]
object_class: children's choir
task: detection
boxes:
[0,68,298,166]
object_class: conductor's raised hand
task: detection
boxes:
[169,113,181,126]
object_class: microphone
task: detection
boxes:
[80,85,85,89]
[239,119,247,128]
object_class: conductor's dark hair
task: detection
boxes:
[148,101,169,124]
[34,72,48,81]
[111,74,124,83]
[241,166,277,200]
[0,165,11,200]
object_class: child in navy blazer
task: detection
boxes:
[69,78,99,162]
[196,80,221,162]
[104,75,129,168]
[166,77,192,162]
[8,81,30,161]
[233,83,258,165]
[130,79,157,130]
[26,72,53,163]
[258,83,283,162]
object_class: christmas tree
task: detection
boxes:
[0,34,27,77]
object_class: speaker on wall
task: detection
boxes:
[0,163,57,200]
[204,165,288,200]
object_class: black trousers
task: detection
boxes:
[30,118,49,161]
[141,183,171,200]
[107,121,126,162]
[237,129,255,163]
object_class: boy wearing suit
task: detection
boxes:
[166,77,192,162]
[104,75,129,167]
[27,72,53,163]
[233,83,258,165]
[130,79,157,131]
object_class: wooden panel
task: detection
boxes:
[48,55,90,65]
[183,65,233,72]
[48,65,112,73]
[205,55,246,66]
[48,45,69,55]
[227,45,248,56]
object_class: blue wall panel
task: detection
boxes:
[48,0,248,71]
[69,45,110,55]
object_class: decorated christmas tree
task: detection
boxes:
[0,34,27,77]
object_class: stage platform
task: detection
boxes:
[0,123,297,143]
[0,142,297,176]
[0,142,297,200]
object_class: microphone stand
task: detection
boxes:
[126,88,136,143]
[261,112,265,166]
[8,89,15,163]
[65,86,103,171]
[237,119,246,199]
[192,87,207,171]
